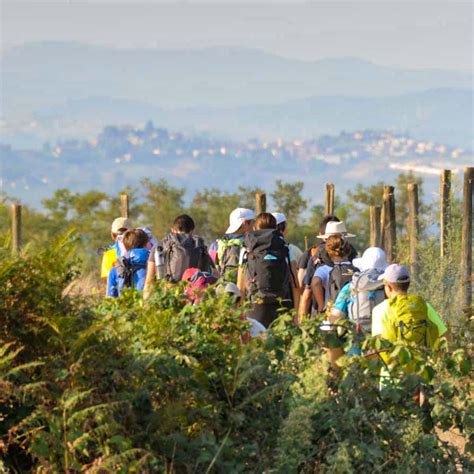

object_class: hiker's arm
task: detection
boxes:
[297,287,312,322]
[106,268,119,298]
[329,308,345,324]
[143,261,156,300]
[297,268,306,289]
[237,266,246,304]
[290,260,300,309]
[311,276,325,312]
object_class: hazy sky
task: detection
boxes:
[1,1,472,71]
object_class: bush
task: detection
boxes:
[0,238,472,472]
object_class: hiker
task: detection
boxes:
[330,247,388,334]
[297,215,340,288]
[372,264,447,349]
[107,228,150,297]
[143,214,215,299]
[371,264,447,390]
[213,208,255,283]
[298,220,357,320]
[311,233,358,312]
[237,212,296,328]
[100,217,132,280]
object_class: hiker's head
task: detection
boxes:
[325,235,350,262]
[317,220,355,241]
[254,212,277,230]
[110,217,132,240]
[272,212,288,235]
[319,215,340,237]
[378,264,411,296]
[122,228,149,251]
[172,214,195,234]
[226,208,255,234]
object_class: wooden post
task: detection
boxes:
[440,170,451,258]
[369,205,382,247]
[382,186,396,263]
[304,235,309,251]
[255,192,266,215]
[461,167,473,319]
[11,204,22,254]
[120,193,129,218]
[407,183,419,279]
[325,183,335,215]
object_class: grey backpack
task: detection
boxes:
[162,233,211,283]
[348,269,385,334]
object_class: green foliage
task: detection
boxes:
[1,239,471,472]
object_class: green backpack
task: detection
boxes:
[386,295,439,348]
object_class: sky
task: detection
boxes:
[1,0,472,71]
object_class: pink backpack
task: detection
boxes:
[182,268,217,303]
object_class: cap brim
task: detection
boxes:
[226,222,242,234]
[316,232,356,239]
[352,257,364,270]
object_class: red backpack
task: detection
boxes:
[182,268,217,303]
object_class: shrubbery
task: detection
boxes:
[0,238,472,472]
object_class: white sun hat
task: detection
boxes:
[226,208,255,234]
[271,212,287,225]
[352,247,388,272]
[317,221,356,239]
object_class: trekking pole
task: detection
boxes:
[325,183,335,215]
[11,203,22,254]
[461,167,473,319]
[120,193,129,218]
[255,192,266,215]
[440,170,451,259]
[408,183,419,281]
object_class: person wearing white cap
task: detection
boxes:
[328,248,388,360]
[213,208,255,283]
[100,216,133,280]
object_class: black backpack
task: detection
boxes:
[115,256,147,290]
[162,233,211,283]
[328,262,358,303]
[244,229,291,304]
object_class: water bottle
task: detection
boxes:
[155,246,165,279]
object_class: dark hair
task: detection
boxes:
[389,281,411,292]
[276,221,287,233]
[255,212,277,230]
[325,234,350,259]
[173,214,195,233]
[319,215,340,235]
[122,228,149,251]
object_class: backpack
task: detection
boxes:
[386,295,439,348]
[328,262,358,303]
[244,229,291,304]
[348,270,385,334]
[115,256,147,292]
[216,236,244,283]
[162,233,210,283]
[182,269,218,303]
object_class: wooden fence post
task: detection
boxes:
[325,183,335,215]
[369,205,382,247]
[255,192,266,215]
[461,167,473,319]
[304,235,309,251]
[382,185,396,263]
[11,204,22,254]
[440,170,451,258]
[120,193,129,218]
[407,183,419,279]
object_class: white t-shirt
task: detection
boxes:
[288,243,303,263]
[313,261,352,306]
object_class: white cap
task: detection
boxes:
[377,264,410,283]
[317,221,355,239]
[271,212,287,225]
[352,247,388,272]
[111,217,132,234]
[216,282,241,298]
[226,208,255,234]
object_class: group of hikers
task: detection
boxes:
[99,207,447,375]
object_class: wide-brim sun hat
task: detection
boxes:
[352,247,388,272]
[317,220,356,239]
[226,208,255,234]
